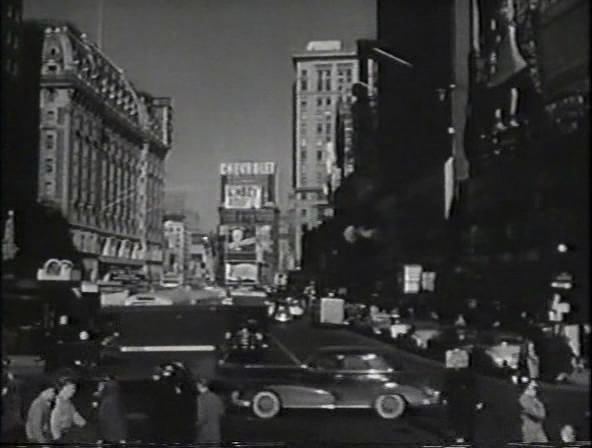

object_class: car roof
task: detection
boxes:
[314,346,386,356]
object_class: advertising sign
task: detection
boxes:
[220,161,275,176]
[226,226,256,254]
[225,263,258,283]
[255,225,273,263]
[224,184,262,209]
[403,264,423,294]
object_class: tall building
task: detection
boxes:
[218,161,279,286]
[18,22,173,282]
[1,0,24,212]
[291,41,375,266]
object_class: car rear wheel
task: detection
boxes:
[374,394,406,419]
[252,390,281,419]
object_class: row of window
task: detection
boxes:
[299,64,354,92]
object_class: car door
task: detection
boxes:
[334,353,396,406]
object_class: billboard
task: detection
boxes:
[223,225,256,258]
[255,224,273,263]
[225,263,258,283]
[224,184,262,209]
[220,161,277,208]
[220,161,275,176]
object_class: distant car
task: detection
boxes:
[473,330,524,372]
[216,346,442,420]
[124,294,173,307]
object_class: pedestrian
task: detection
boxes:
[1,370,25,443]
[520,340,540,380]
[518,380,549,443]
[195,378,225,444]
[95,376,127,445]
[49,376,87,443]
[25,385,56,445]
[443,348,483,444]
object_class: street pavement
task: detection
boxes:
[267,316,590,445]
[7,303,589,446]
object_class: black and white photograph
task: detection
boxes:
[1,0,589,446]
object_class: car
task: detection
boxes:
[473,330,525,373]
[123,294,173,307]
[216,345,442,420]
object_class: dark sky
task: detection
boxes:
[24,0,376,230]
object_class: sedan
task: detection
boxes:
[215,346,442,420]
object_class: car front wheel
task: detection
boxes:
[252,390,281,419]
[374,394,406,419]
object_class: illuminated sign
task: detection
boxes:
[224,184,262,209]
[226,226,256,255]
[37,258,81,281]
[220,161,276,176]
[225,263,258,283]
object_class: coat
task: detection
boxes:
[519,392,548,443]
[1,379,24,435]
[25,394,52,443]
[195,391,225,443]
[97,380,127,442]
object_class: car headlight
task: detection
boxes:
[79,331,90,341]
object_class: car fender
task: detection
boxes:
[264,384,335,408]
[381,384,428,407]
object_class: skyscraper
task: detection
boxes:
[292,41,372,267]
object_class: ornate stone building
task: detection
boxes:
[34,23,172,281]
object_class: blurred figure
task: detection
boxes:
[519,341,540,380]
[25,386,56,444]
[95,377,127,444]
[50,377,87,442]
[518,380,548,443]
[560,424,576,443]
[1,370,25,443]
[195,378,225,444]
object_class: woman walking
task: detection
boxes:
[518,380,549,443]
[49,377,87,443]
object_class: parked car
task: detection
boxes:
[215,345,442,420]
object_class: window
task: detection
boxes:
[301,209,307,217]
[300,149,307,160]
[324,75,331,92]
[325,123,331,134]
[300,98,307,109]
[316,97,323,107]
[45,133,55,149]
[317,150,323,161]
[316,123,323,134]
[300,70,308,91]
[325,97,332,106]
[312,354,341,370]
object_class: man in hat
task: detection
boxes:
[195,378,225,444]
[443,346,483,444]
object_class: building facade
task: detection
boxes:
[2,0,24,214]
[218,161,279,286]
[292,41,376,267]
[188,232,215,284]
[26,22,172,282]
[163,216,189,283]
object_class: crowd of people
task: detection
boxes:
[1,367,226,445]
